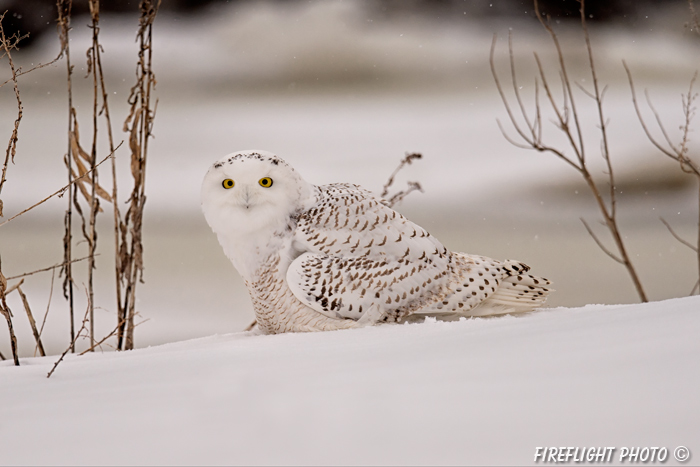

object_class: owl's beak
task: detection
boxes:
[242,186,252,209]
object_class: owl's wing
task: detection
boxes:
[287,184,452,321]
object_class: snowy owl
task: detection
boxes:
[201,150,551,334]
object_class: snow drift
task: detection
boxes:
[1,296,698,465]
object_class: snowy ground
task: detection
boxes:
[2,296,699,465]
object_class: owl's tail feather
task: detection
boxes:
[474,260,552,315]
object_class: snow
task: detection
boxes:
[2,296,698,466]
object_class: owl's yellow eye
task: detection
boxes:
[222,179,235,189]
[258,177,273,188]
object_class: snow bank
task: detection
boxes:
[1,296,698,465]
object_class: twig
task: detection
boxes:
[36,267,56,354]
[626,62,700,295]
[386,181,423,207]
[78,315,147,355]
[689,0,700,36]
[6,255,93,281]
[580,218,624,264]
[0,257,19,365]
[16,285,45,357]
[0,145,121,228]
[4,277,23,295]
[490,0,647,302]
[118,0,161,350]
[57,0,77,353]
[0,13,24,217]
[47,296,90,378]
[380,152,424,208]
[660,217,698,252]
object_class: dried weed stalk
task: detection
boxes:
[490,0,648,302]
[0,258,19,365]
[47,292,90,378]
[57,0,77,350]
[116,0,160,350]
[16,284,46,357]
[380,152,424,208]
[0,14,25,219]
[0,11,65,217]
[625,66,700,294]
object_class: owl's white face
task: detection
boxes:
[201,151,313,239]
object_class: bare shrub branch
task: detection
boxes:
[16,285,46,357]
[0,149,119,229]
[380,152,424,208]
[117,0,161,350]
[627,61,700,293]
[490,0,647,302]
[0,257,19,365]
[47,291,90,378]
[6,255,93,281]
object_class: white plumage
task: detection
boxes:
[201,150,551,334]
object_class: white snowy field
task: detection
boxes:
[2,296,698,466]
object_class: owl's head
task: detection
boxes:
[201,150,314,237]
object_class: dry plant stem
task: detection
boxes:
[118,0,160,350]
[690,0,700,35]
[88,0,123,354]
[625,64,700,293]
[0,14,24,217]
[57,0,77,351]
[37,268,57,354]
[47,296,90,378]
[4,277,22,295]
[6,255,92,281]
[490,0,647,302]
[0,150,118,228]
[380,152,422,198]
[0,259,19,365]
[16,285,46,357]
[84,0,120,351]
[78,315,146,355]
[85,0,103,350]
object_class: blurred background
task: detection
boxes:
[1,0,699,356]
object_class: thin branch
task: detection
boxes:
[491,0,647,302]
[0,257,19,365]
[490,35,537,148]
[386,181,424,207]
[689,0,700,36]
[47,298,90,378]
[78,315,147,355]
[0,13,24,216]
[380,152,422,198]
[580,218,625,264]
[624,62,678,159]
[36,267,56,353]
[0,144,122,228]
[4,277,23,295]
[534,0,586,164]
[6,255,93,281]
[660,217,698,252]
[16,285,46,357]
